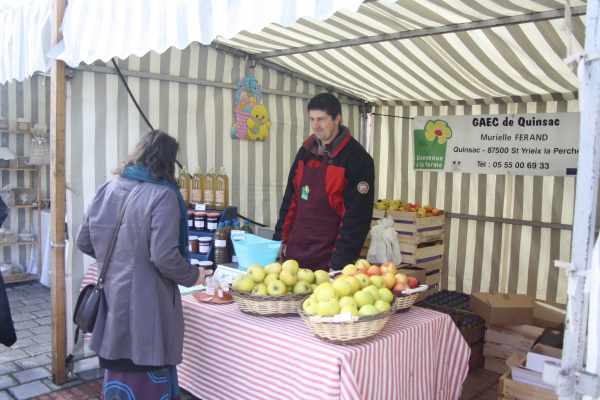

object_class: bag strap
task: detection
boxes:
[96,183,141,289]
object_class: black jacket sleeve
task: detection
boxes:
[330,151,375,270]
[273,148,303,242]
[0,271,16,347]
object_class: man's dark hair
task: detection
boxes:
[308,93,342,119]
[116,130,180,182]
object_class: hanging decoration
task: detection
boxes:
[231,68,271,141]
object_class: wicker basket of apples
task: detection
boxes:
[231,260,330,316]
[391,267,428,311]
[298,260,397,344]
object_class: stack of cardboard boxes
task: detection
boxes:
[470,293,565,399]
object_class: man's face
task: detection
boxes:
[309,109,341,145]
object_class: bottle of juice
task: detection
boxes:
[202,169,215,208]
[214,166,229,210]
[191,171,203,204]
[178,168,191,206]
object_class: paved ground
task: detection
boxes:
[1,282,103,400]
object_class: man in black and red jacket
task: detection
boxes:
[274,93,374,271]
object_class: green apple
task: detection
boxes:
[252,283,268,296]
[354,290,374,307]
[315,283,336,302]
[339,296,357,308]
[293,281,311,294]
[282,259,300,275]
[267,279,287,296]
[280,270,298,286]
[358,304,379,317]
[317,299,340,317]
[264,273,279,286]
[264,262,282,275]
[332,278,353,297]
[344,276,361,294]
[374,300,391,313]
[311,284,318,291]
[248,265,266,283]
[297,268,315,284]
[355,273,370,288]
[342,264,358,276]
[364,285,380,301]
[340,304,359,316]
[378,287,394,304]
[303,298,317,315]
[370,275,385,288]
[236,275,255,293]
[314,270,329,284]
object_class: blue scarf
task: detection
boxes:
[121,164,189,260]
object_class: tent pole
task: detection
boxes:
[50,0,67,385]
[545,1,600,398]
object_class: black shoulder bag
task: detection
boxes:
[73,184,140,334]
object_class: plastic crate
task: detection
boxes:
[232,232,281,271]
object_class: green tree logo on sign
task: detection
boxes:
[414,120,453,169]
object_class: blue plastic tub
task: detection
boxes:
[232,232,281,271]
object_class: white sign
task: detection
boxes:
[412,113,580,176]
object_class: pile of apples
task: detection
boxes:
[302,259,409,319]
[232,260,329,296]
[374,199,443,217]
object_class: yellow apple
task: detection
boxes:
[282,259,300,275]
[252,283,268,296]
[358,304,379,317]
[383,273,396,289]
[370,275,385,288]
[332,279,353,297]
[374,300,391,313]
[280,270,298,286]
[354,290,374,307]
[315,283,336,302]
[267,279,287,296]
[314,270,330,284]
[317,299,340,317]
[247,265,266,283]
[297,268,315,284]
[342,264,358,276]
[355,273,370,288]
[345,276,361,294]
[264,262,282,275]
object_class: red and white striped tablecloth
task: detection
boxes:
[81,267,470,400]
[179,297,470,400]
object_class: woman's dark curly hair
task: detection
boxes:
[116,130,180,182]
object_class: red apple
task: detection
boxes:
[407,276,418,289]
[393,282,407,293]
[366,265,382,276]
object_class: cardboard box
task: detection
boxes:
[533,301,566,329]
[484,356,508,374]
[484,342,517,360]
[499,371,558,400]
[485,325,544,353]
[499,352,560,400]
[470,293,535,326]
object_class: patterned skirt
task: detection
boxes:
[103,367,180,400]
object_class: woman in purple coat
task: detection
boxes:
[77,130,211,399]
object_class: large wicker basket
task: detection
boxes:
[231,289,307,316]
[298,306,395,345]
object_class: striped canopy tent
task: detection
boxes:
[217,0,585,104]
[215,0,588,305]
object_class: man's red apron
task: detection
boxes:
[285,158,341,270]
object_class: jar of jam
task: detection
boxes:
[187,210,195,229]
[188,236,199,253]
[194,212,206,230]
[198,237,212,255]
[206,212,220,232]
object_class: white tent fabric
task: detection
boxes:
[0,0,363,83]
[0,0,52,84]
[218,0,587,103]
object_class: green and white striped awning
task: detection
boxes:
[217,0,587,103]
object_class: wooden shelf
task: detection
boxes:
[0,168,37,172]
[3,273,38,284]
[0,240,37,246]
[13,204,37,209]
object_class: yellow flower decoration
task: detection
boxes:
[424,120,452,145]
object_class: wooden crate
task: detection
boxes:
[485,356,509,374]
[499,371,557,400]
[388,210,445,243]
[425,269,441,286]
[400,241,444,265]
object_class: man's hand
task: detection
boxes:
[195,267,213,286]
